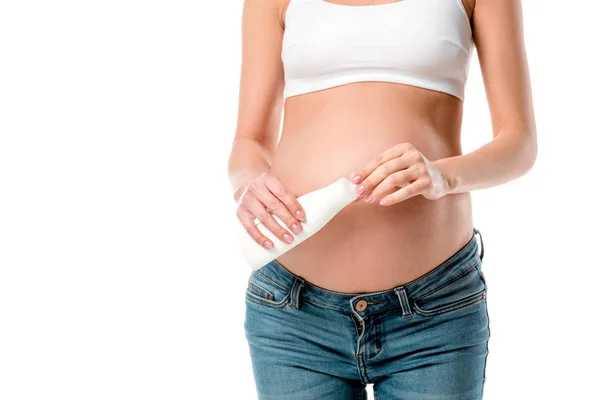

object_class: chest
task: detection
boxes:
[282,0,472,73]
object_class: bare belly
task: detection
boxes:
[271,82,474,293]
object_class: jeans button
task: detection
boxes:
[355,299,367,312]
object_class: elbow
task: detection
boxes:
[499,127,537,178]
[519,131,538,176]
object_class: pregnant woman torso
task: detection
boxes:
[269,0,475,292]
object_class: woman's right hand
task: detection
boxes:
[236,171,306,249]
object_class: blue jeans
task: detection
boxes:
[244,228,490,399]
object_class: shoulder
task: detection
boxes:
[243,0,289,30]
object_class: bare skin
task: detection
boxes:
[228,0,537,293]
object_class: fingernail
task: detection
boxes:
[291,223,301,234]
[296,210,305,220]
[364,194,373,203]
[264,240,273,249]
[379,198,387,205]
[283,233,293,244]
[356,185,365,195]
[352,175,361,184]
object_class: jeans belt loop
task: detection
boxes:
[290,277,305,310]
[394,287,413,318]
[474,228,485,262]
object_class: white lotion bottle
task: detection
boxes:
[236,176,359,270]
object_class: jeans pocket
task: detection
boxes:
[245,270,291,309]
[412,260,487,317]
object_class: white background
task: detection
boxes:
[1,1,598,399]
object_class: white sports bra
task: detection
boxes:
[281,0,474,101]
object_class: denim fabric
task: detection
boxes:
[244,228,490,399]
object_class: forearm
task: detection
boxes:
[228,136,273,203]
[434,129,537,194]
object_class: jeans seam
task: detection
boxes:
[245,290,291,308]
[412,259,479,302]
[365,322,383,360]
[482,297,491,397]
[413,288,486,316]
[303,299,351,313]
[476,261,487,286]
[256,269,290,292]
[305,299,404,317]
[361,353,371,383]
[248,281,275,300]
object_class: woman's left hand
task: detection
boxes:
[351,142,450,206]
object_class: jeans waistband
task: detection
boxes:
[256,228,484,315]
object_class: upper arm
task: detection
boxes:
[234,0,286,154]
[471,0,537,140]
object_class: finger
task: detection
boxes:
[254,186,303,235]
[379,177,431,206]
[264,175,306,222]
[237,204,274,249]
[245,196,295,245]
[358,156,415,198]
[364,166,421,203]
[352,142,416,185]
